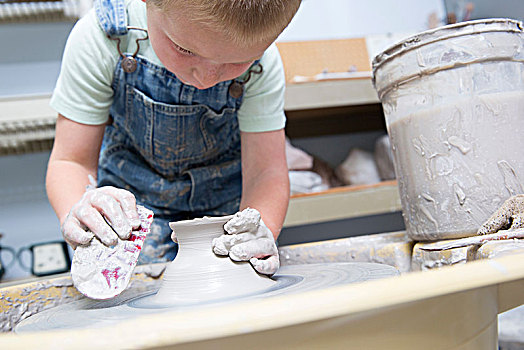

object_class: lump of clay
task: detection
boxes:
[411,242,468,271]
[374,134,396,181]
[335,148,381,186]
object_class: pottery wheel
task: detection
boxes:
[16,262,398,332]
[16,215,398,332]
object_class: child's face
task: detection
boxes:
[147,5,271,90]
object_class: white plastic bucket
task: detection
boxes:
[373,19,524,241]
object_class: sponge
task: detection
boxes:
[71,205,154,299]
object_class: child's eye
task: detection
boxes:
[173,42,194,56]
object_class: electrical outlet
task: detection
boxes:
[32,242,70,276]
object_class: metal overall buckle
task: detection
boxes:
[228,63,263,98]
[107,26,149,73]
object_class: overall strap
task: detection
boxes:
[94,0,128,36]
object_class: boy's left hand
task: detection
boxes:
[212,208,279,276]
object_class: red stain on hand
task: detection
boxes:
[124,243,142,253]
[129,233,146,242]
[101,267,122,288]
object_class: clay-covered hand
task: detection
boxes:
[61,186,141,249]
[212,208,280,276]
[478,194,524,235]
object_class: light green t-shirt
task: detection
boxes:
[50,0,286,132]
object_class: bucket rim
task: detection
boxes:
[372,18,523,74]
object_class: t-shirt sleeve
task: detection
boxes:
[50,9,118,125]
[237,43,287,132]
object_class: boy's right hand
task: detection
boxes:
[61,187,141,249]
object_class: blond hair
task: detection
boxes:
[150,0,301,46]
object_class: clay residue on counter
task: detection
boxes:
[0,264,166,332]
[411,242,470,271]
[411,236,524,271]
[0,277,80,333]
[278,231,413,273]
[474,239,524,260]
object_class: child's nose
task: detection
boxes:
[192,65,221,89]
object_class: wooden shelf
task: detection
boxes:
[285,102,385,138]
[284,78,379,111]
[283,78,384,138]
[284,180,402,227]
[277,38,378,111]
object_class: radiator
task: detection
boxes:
[0,0,92,23]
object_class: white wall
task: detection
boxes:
[278,0,446,41]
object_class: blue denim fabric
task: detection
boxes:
[94,0,244,263]
[94,0,127,36]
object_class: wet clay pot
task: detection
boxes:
[151,216,276,305]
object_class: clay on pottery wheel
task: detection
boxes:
[14,215,400,333]
[151,216,276,305]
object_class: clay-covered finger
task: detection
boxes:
[98,187,141,229]
[229,238,277,261]
[211,236,229,255]
[224,208,260,234]
[250,255,280,275]
[89,191,133,240]
[211,233,257,255]
[62,217,94,249]
[217,231,258,254]
[114,188,141,229]
[75,205,119,246]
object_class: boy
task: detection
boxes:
[46,0,301,275]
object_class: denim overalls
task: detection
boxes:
[94,0,250,263]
